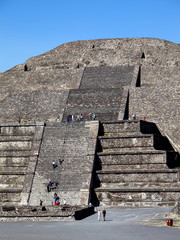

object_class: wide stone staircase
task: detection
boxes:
[79,66,135,89]
[62,88,127,122]
[62,65,136,123]
[0,122,96,220]
[0,123,44,206]
[29,121,98,206]
[94,120,180,207]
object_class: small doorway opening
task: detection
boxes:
[141,52,145,59]
[136,66,141,87]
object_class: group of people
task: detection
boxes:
[67,113,96,122]
[46,156,65,204]
[52,156,64,169]
[47,177,57,192]
[132,114,146,121]
[67,113,84,122]
[18,118,24,124]
[97,209,106,221]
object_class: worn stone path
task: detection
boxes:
[0,207,180,240]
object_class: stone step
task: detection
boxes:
[96,169,179,174]
[0,175,25,185]
[0,156,29,166]
[0,126,36,136]
[102,146,155,153]
[0,136,34,141]
[46,122,88,129]
[0,171,25,175]
[95,186,180,192]
[0,183,23,189]
[97,170,179,183]
[36,164,87,172]
[34,171,61,181]
[103,132,145,137]
[100,120,160,135]
[0,192,21,202]
[95,190,180,206]
[0,166,27,172]
[0,188,22,193]
[0,150,32,157]
[101,163,169,171]
[99,135,154,149]
[98,201,176,208]
[99,182,180,189]
[97,150,166,164]
[0,141,32,151]
[100,121,140,134]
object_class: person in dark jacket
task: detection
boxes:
[102,209,106,221]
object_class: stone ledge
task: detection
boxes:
[0,205,95,221]
[96,169,180,174]
[0,151,32,157]
[0,189,22,193]
[97,150,165,156]
[0,136,34,141]
[99,134,152,139]
[98,201,177,208]
[100,120,139,124]
[0,172,25,175]
[102,146,155,152]
[95,188,180,192]
[0,123,44,127]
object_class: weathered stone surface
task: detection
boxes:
[29,121,98,206]
[0,123,44,206]
[0,37,179,217]
[94,121,180,207]
[0,37,179,150]
[0,205,94,221]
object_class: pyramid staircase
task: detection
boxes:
[94,120,180,207]
[29,121,97,206]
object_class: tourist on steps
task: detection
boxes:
[53,161,56,169]
[59,156,64,165]
[53,193,60,205]
[93,113,96,120]
[80,113,83,121]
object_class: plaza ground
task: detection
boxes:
[0,207,180,240]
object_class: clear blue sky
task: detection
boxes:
[0,0,180,72]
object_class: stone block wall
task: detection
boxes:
[94,120,180,207]
[0,90,69,123]
[129,87,180,152]
[0,123,44,205]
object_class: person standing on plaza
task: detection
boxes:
[102,209,106,221]
[97,209,101,221]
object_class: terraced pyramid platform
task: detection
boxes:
[93,120,180,207]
